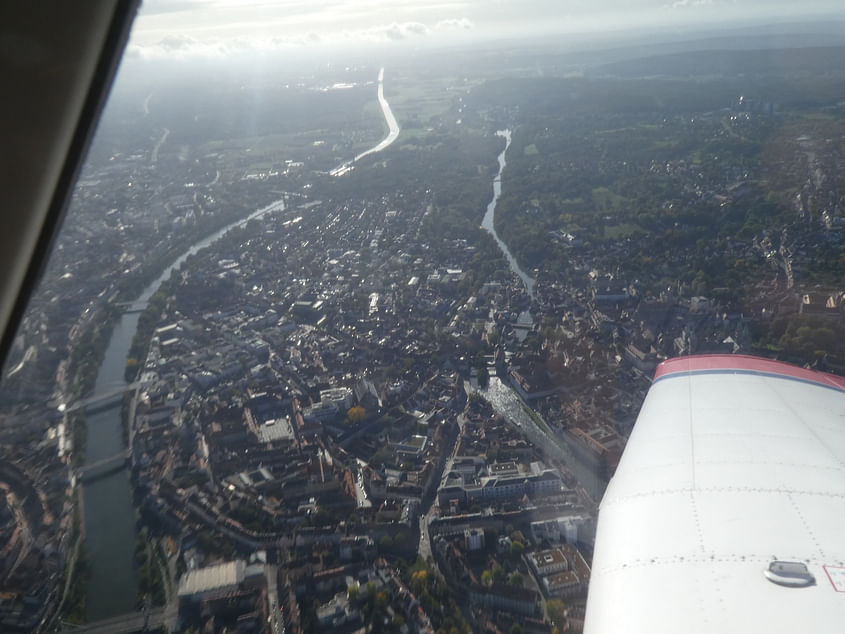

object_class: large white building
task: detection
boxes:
[178,560,246,602]
[438,462,563,508]
[319,387,353,410]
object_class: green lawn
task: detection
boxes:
[592,187,627,211]
[604,222,644,239]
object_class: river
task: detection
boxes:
[80,197,287,620]
[354,68,400,162]
[477,131,606,500]
[331,67,400,176]
[481,129,536,298]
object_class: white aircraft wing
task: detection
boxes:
[584,354,845,633]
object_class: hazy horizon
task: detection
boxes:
[127,0,845,63]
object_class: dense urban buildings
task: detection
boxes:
[3,8,845,633]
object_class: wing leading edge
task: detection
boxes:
[584,354,845,633]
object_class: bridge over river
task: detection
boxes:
[65,382,140,413]
[112,301,145,313]
[61,602,177,634]
[75,450,131,483]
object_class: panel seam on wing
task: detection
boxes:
[767,375,845,471]
[593,554,835,574]
[688,372,696,490]
[601,487,845,506]
[787,492,826,560]
[690,491,705,554]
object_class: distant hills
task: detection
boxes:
[597,45,845,78]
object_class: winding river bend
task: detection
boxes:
[80,197,286,620]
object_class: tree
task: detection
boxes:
[411,570,428,593]
[483,527,500,545]
[507,572,524,587]
[125,357,139,381]
[547,599,566,626]
[477,365,490,388]
[393,531,408,549]
[347,406,366,425]
[510,540,525,557]
[370,448,392,467]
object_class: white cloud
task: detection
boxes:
[128,33,306,60]
[125,1,845,61]
[356,21,431,42]
[667,0,714,8]
[435,17,474,30]
[127,34,232,59]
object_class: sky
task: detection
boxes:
[127,0,845,60]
